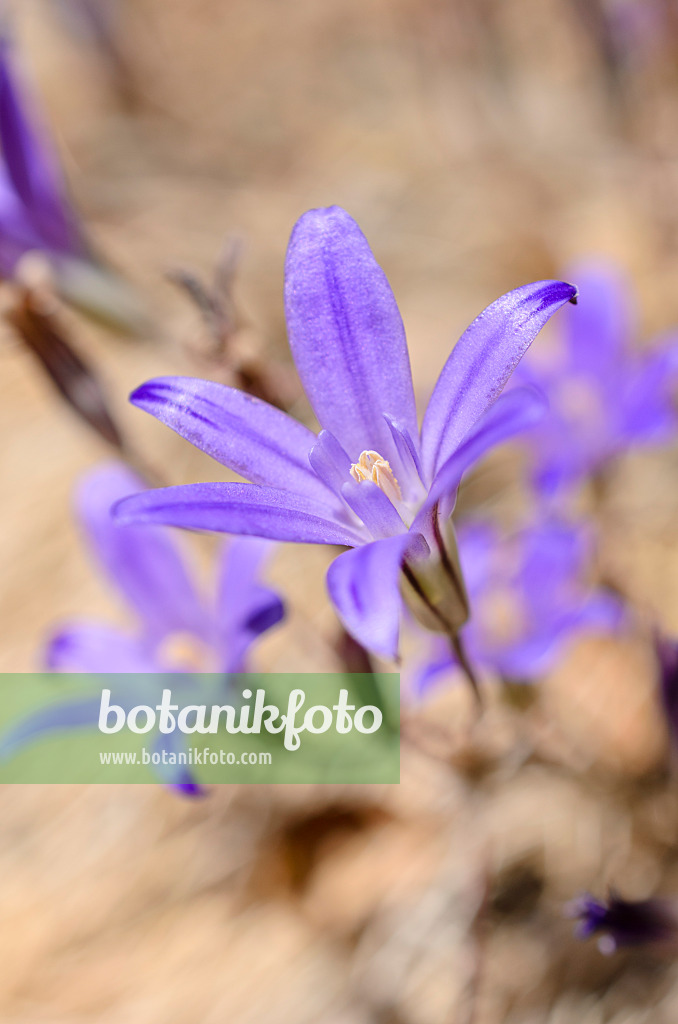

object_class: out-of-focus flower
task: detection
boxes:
[516,261,678,498]
[0,33,87,277]
[0,462,284,795]
[114,206,576,663]
[567,892,678,955]
[0,31,149,331]
[47,462,284,674]
[414,519,621,692]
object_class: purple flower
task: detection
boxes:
[414,519,621,692]
[516,261,678,498]
[567,892,677,955]
[48,461,284,673]
[114,206,576,660]
[0,461,284,796]
[0,32,149,332]
[0,33,87,278]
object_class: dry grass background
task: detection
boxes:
[4,0,678,1020]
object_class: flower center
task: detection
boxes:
[157,631,212,672]
[350,450,402,503]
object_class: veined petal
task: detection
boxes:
[214,538,284,672]
[384,415,425,501]
[114,482,367,547]
[130,377,337,506]
[341,480,406,539]
[327,534,416,659]
[421,280,577,478]
[78,462,207,644]
[308,429,353,493]
[284,206,417,464]
[413,387,547,534]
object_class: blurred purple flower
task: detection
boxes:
[1,461,284,796]
[0,32,150,332]
[516,261,678,498]
[48,462,284,674]
[567,891,677,955]
[0,33,88,278]
[414,519,621,692]
[114,206,576,660]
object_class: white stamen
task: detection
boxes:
[350,450,402,503]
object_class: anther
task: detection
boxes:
[350,450,402,503]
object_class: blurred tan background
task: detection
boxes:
[4,0,678,1020]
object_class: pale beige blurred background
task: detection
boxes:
[4,1,678,1020]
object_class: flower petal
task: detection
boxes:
[327,533,417,659]
[384,414,425,501]
[130,376,339,506]
[0,36,82,254]
[564,262,632,380]
[214,538,285,672]
[0,173,43,273]
[341,480,406,539]
[308,429,353,493]
[152,731,206,797]
[170,778,206,798]
[495,594,622,679]
[114,482,367,547]
[45,623,160,673]
[619,340,678,441]
[413,387,547,534]
[411,638,456,697]
[0,696,103,761]
[516,523,589,621]
[78,462,207,644]
[569,593,624,636]
[456,522,497,595]
[284,206,417,464]
[421,280,577,478]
